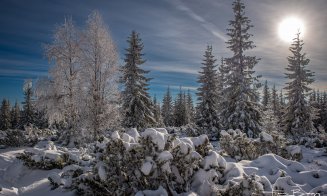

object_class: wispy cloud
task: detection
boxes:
[171,0,227,42]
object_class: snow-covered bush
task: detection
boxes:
[297,133,327,148]
[0,129,32,147]
[49,128,232,195]
[17,141,86,170]
[220,129,289,160]
[220,129,258,160]
[25,125,58,141]
[220,173,266,196]
[165,124,199,137]
[0,126,59,148]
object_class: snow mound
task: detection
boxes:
[259,131,273,142]
[127,128,140,142]
[201,150,226,170]
[141,128,167,150]
[241,153,327,194]
[136,186,168,196]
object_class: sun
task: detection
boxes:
[278,17,305,42]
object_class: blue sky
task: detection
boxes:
[0,0,326,104]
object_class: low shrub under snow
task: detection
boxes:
[219,129,302,161]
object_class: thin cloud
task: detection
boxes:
[172,0,228,42]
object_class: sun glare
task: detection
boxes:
[278,17,305,42]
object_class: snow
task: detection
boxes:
[111,130,120,140]
[141,128,167,150]
[286,145,302,156]
[192,168,220,195]
[122,140,140,151]
[155,128,168,135]
[135,185,168,196]
[239,153,327,194]
[141,161,153,176]
[157,151,173,162]
[201,150,226,170]
[122,132,135,143]
[96,162,107,181]
[260,131,273,142]
[190,134,209,147]
[127,128,140,142]
[220,130,229,137]
[0,147,73,196]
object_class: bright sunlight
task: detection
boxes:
[278,17,305,42]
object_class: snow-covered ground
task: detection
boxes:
[0,143,326,195]
[0,147,73,196]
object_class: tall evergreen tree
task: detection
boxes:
[279,89,285,106]
[11,101,20,129]
[217,57,227,109]
[161,86,174,127]
[271,84,280,116]
[310,89,316,102]
[283,32,315,139]
[22,80,35,126]
[186,89,195,124]
[262,80,270,108]
[173,87,186,127]
[220,0,262,137]
[121,31,155,129]
[0,99,11,130]
[320,92,327,131]
[153,95,163,127]
[196,45,220,135]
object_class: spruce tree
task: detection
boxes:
[0,99,11,130]
[310,89,316,102]
[262,80,270,108]
[271,84,280,116]
[220,0,262,137]
[153,95,163,127]
[121,31,155,129]
[11,101,21,129]
[173,87,186,127]
[320,92,327,131]
[22,80,35,126]
[217,57,227,111]
[283,32,315,139]
[196,45,220,135]
[186,89,195,124]
[161,86,174,127]
[279,89,285,106]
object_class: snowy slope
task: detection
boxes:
[0,148,73,196]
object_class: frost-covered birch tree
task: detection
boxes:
[81,11,120,140]
[37,17,81,144]
[220,0,262,137]
[121,31,155,129]
[283,32,315,139]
